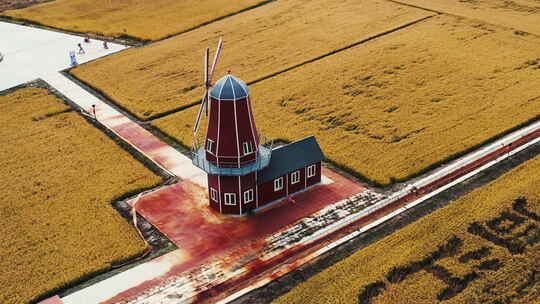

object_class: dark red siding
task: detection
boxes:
[257,174,286,206]
[207,174,220,211]
[287,168,305,194]
[216,100,238,161]
[236,98,259,165]
[205,97,220,161]
[246,97,260,144]
[306,162,322,187]
[256,162,322,207]
[218,175,239,214]
[205,96,260,169]
[207,173,257,215]
[240,173,257,213]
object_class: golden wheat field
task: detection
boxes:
[154,15,540,185]
[69,0,433,119]
[398,0,540,35]
[2,0,268,40]
[274,155,540,304]
[0,88,161,304]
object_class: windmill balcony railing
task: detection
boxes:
[192,146,272,176]
[191,135,274,176]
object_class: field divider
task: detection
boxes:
[384,0,445,14]
[385,0,540,37]
[154,0,277,43]
[247,15,437,86]
[145,14,437,122]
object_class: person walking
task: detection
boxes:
[78,43,85,54]
[103,40,109,49]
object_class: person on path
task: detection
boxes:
[103,40,109,49]
[84,34,90,43]
[78,43,85,54]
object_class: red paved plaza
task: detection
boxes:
[134,167,364,265]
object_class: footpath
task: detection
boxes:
[42,72,207,186]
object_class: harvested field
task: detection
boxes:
[1,0,269,40]
[69,0,433,119]
[153,15,540,185]
[396,0,540,35]
[0,88,161,304]
[274,155,540,303]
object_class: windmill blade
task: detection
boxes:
[203,47,210,117]
[204,87,210,116]
[204,47,210,88]
[208,38,223,84]
[194,91,208,134]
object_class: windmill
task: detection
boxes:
[193,38,223,139]
[189,38,323,216]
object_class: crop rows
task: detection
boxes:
[69,0,432,119]
[0,88,161,304]
[396,0,540,35]
[154,15,540,185]
[2,0,268,40]
[274,152,540,304]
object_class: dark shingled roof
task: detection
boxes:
[257,136,325,184]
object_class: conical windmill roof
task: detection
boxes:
[210,74,249,100]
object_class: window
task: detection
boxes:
[307,164,316,178]
[224,193,236,205]
[206,139,214,153]
[244,189,254,203]
[274,177,284,191]
[210,188,218,201]
[243,141,254,155]
[291,171,300,184]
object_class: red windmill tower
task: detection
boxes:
[192,40,325,215]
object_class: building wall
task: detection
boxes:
[239,173,257,214]
[207,174,220,212]
[215,99,237,161]
[246,96,260,144]
[208,162,322,215]
[258,173,285,206]
[306,162,322,187]
[236,97,259,165]
[207,172,256,215]
[205,97,259,168]
[257,162,322,207]
[287,167,305,194]
[205,97,220,157]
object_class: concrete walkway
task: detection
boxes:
[0,21,125,91]
[41,72,207,185]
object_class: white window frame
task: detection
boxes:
[210,188,218,201]
[224,193,236,205]
[243,141,254,155]
[307,164,316,178]
[274,177,284,191]
[291,171,300,184]
[206,139,214,153]
[244,189,254,203]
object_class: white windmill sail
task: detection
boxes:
[193,38,223,136]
